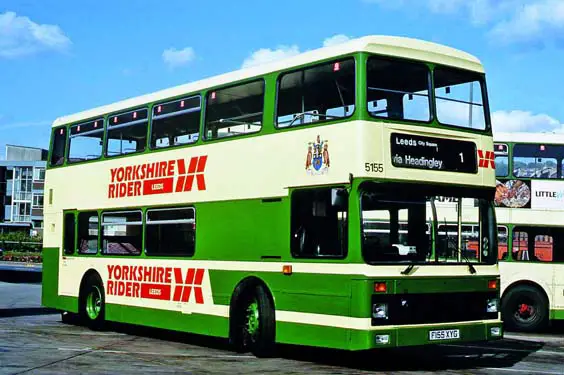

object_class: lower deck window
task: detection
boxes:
[102,211,142,255]
[78,211,99,254]
[145,207,195,256]
[290,188,348,258]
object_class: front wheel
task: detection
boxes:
[502,285,549,332]
[79,273,106,331]
[230,284,275,357]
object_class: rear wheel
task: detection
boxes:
[79,273,106,331]
[502,285,548,332]
[230,284,275,357]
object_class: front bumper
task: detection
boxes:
[350,320,503,350]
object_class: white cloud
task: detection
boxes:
[241,45,300,68]
[489,0,564,46]
[162,46,195,69]
[363,0,564,47]
[241,34,352,68]
[323,34,351,47]
[492,110,564,133]
[0,11,71,58]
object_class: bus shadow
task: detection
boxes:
[61,314,543,372]
[0,307,58,318]
[275,339,543,372]
[0,270,42,284]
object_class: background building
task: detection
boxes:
[0,145,47,236]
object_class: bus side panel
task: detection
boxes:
[41,247,77,313]
[104,304,229,338]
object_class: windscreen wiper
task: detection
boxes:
[401,264,415,275]
[286,111,342,127]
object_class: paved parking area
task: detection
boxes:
[1,281,563,375]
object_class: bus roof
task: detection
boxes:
[52,35,484,128]
[493,131,564,144]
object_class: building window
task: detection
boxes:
[33,167,45,181]
[101,211,142,255]
[205,80,264,139]
[106,109,148,157]
[151,95,201,148]
[145,207,195,256]
[32,194,44,208]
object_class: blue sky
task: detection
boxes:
[1,0,563,158]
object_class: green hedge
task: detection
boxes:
[0,232,42,253]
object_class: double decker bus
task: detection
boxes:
[41,35,502,356]
[493,132,564,332]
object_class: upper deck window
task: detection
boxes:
[513,143,564,179]
[68,118,104,163]
[50,126,67,167]
[434,67,487,130]
[277,58,355,128]
[367,57,430,122]
[494,143,509,177]
[151,95,201,148]
[106,108,148,157]
[204,80,264,140]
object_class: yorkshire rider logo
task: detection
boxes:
[306,135,330,175]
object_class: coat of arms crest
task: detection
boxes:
[305,135,330,175]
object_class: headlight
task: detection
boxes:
[373,303,388,319]
[487,298,499,313]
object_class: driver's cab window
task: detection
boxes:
[290,188,348,258]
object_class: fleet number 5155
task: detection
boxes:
[365,163,384,173]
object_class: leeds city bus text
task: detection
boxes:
[41,35,502,356]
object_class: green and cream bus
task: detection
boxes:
[41,35,502,356]
[493,132,564,332]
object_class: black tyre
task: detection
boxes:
[79,273,106,331]
[501,284,549,332]
[61,311,78,324]
[230,283,276,357]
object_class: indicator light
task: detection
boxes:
[374,282,387,293]
[282,265,292,275]
[488,280,497,289]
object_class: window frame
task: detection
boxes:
[494,143,509,178]
[144,206,196,257]
[49,126,68,168]
[511,142,564,180]
[63,211,76,256]
[203,78,266,142]
[365,54,433,125]
[77,210,100,255]
[100,209,144,256]
[104,107,149,158]
[289,187,349,260]
[432,64,492,132]
[275,56,357,130]
[67,118,105,164]
[149,94,202,150]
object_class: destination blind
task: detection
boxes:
[390,133,477,173]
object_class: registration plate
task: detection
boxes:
[429,329,460,341]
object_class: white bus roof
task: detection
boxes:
[493,131,564,144]
[52,35,484,128]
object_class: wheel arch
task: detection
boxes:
[78,269,104,302]
[228,276,276,339]
[501,279,551,306]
